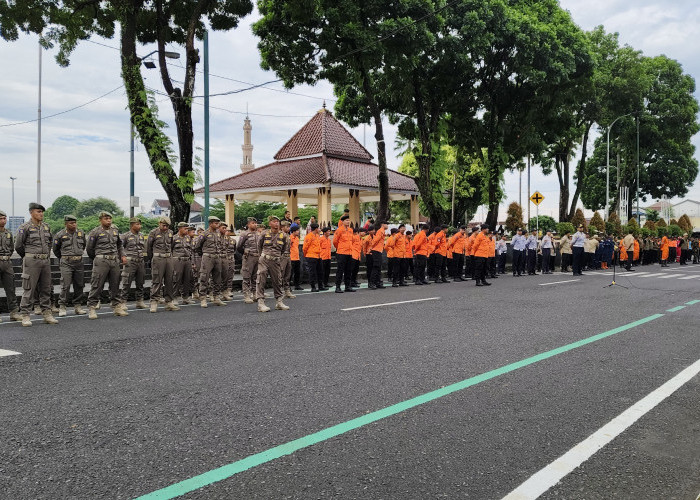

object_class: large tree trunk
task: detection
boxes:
[121,2,186,222]
[556,153,570,222]
[568,122,592,220]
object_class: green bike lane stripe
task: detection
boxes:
[137,311,673,499]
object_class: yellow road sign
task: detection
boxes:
[530,191,545,206]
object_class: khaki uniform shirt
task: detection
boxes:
[623,234,635,252]
[559,235,572,254]
[0,228,13,256]
[53,228,87,258]
[87,225,123,259]
[148,228,174,258]
[257,229,290,258]
[15,220,52,257]
[121,231,147,259]
[172,233,192,258]
[236,230,260,256]
[225,235,236,257]
[195,229,221,255]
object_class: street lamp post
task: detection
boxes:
[37,43,42,204]
[10,177,17,217]
[204,31,210,222]
[130,49,180,217]
[605,112,633,220]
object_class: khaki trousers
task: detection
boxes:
[19,256,52,315]
[0,260,18,312]
[241,254,259,296]
[256,255,283,300]
[173,258,193,299]
[281,256,291,292]
[87,257,120,308]
[59,258,85,307]
[119,258,145,303]
[150,255,174,302]
[198,254,222,297]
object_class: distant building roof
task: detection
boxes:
[154,199,204,212]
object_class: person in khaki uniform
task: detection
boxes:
[52,214,87,316]
[236,217,260,304]
[147,216,179,313]
[0,210,21,323]
[172,222,193,304]
[280,220,296,299]
[119,217,148,309]
[15,202,58,326]
[195,216,225,308]
[217,223,235,301]
[255,215,291,312]
[188,226,199,297]
[86,211,127,319]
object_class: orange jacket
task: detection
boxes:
[619,239,628,260]
[371,231,385,253]
[449,233,465,254]
[633,240,640,261]
[320,235,331,260]
[351,233,362,260]
[362,235,372,257]
[393,233,406,258]
[427,233,437,255]
[488,236,496,257]
[290,234,300,261]
[413,231,429,256]
[333,224,354,255]
[435,230,447,256]
[385,235,395,258]
[405,237,413,258]
[472,231,491,258]
[468,233,478,256]
[302,232,321,259]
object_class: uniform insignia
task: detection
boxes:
[99,233,105,236]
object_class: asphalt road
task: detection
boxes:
[1,264,699,499]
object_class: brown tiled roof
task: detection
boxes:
[326,158,417,191]
[155,199,204,211]
[274,109,373,161]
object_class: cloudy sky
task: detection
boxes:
[1,0,699,221]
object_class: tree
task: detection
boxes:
[571,208,587,231]
[45,195,79,220]
[607,212,622,235]
[656,218,667,228]
[678,214,693,233]
[254,0,393,222]
[2,0,253,224]
[505,202,524,234]
[75,197,124,218]
[669,224,682,237]
[669,218,678,227]
[528,216,557,233]
[645,208,660,222]
[556,222,575,236]
[589,211,605,232]
[643,219,657,232]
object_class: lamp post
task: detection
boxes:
[37,43,42,204]
[605,112,633,220]
[10,177,17,217]
[204,30,210,222]
[130,49,180,217]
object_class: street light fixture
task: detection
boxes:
[129,49,181,217]
[605,112,633,220]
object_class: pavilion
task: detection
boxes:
[200,107,421,228]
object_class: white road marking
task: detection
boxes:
[637,273,664,278]
[657,274,684,279]
[678,275,700,280]
[0,349,21,357]
[341,297,440,311]
[538,279,581,286]
[502,357,700,500]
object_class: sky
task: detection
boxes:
[1,0,699,222]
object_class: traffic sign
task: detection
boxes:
[530,191,545,205]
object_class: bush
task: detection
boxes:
[669,224,682,237]
[657,226,669,237]
[589,211,605,232]
[528,215,557,233]
[570,208,586,230]
[505,202,524,234]
[607,212,622,236]
[556,222,575,236]
[677,214,693,233]
[588,225,597,235]
[656,218,667,228]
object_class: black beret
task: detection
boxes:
[29,202,46,212]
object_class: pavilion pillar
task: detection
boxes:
[317,187,332,228]
[286,189,298,219]
[348,189,360,228]
[410,195,420,228]
[224,194,235,229]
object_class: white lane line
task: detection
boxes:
[637,273,664,278]
[341,297,440,311]
[657,274,684,279]
[678,275,699,280]
[0,349,21,357]
[502,357,700,500]
[538,279,580,286]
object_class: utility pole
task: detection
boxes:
[203,31,210,221]
[636,114,640,224]
[37,43,42,203]
[130,123,135,217]
[527,154,531,227]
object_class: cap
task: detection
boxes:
[280,220,291,227]
[247,217,258,223]
[29,202,46,212]
[0,210,6,217]
[159,216,171,225]
[99,210,113,218]
[290,223,300,231]
[340,215,349,221]
[177,222,188,228]
[517,227,523,232]
[208,215,220,223]
[129,217,140,224]
[188,225,196,230]
[268,215,280,223]
[357,226,366,232]
[64,214,77,222]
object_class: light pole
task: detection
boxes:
[605,112,633,220]
[37,42,42,204]
[204,30,210,222]
[10,177,17,217]
[636,114,640,224]
[130,49,180,217]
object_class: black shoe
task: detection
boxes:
[399,282,409,287]
[345,287,356,292]
[335,287,344,293]
[475,282,483,286]
[368,285,377,290]
[352,282,360,287]
[376,284,386,289]
[482,281,491,286]
[441,279,451,283]
[320,286,329,291]
[421,280,430,285]
[311,286,319,292]
[392,283,399,287]
[294,286,304,291]
[415,281,423,285]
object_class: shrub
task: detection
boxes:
[556,222,575,236]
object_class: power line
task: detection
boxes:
[0,85,124,128]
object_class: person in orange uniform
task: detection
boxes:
[289,224,303,290]
[660,234,670,267]
[633,237,640,266]
[333,215,356,293]
[468,226,480,280]
[618,237,628,268]
[488,230,498,279]
[350,227,365,287]
[369,222,387,289]
[448,226,466,281]
[472,224,492,286]
[404,230,414,282]
[412,225,430,285]
[426,228,438,280]
[302,223,324,292]
[391,225,408,287]
[434,224,450,283]
[320,227,332,288]
[362,227,374,281]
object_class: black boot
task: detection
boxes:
[311,285,319,292]
[335,286,344,293]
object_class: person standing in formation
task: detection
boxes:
[52,214,87,317]
[119,217,147,310]
[289,224,303,291]
[255,215,291,312]
[559,230,572,272]
[172,222,194,304]
[411,224,430,285]
[511,228,526,277]
[496,234,508,274]
[147,216,179,313]
[237,217,260,304]
[540,230,553,275]
[570,224,586,276]
[302,222,324,292]
[320,227,332,289]
[525,229,538,275]
[333,215,355,293]
[0,210,21,323]
[471,225,492,287]
[196,216,225,308]
[369,222,387,289]
[279,220,296,299]
[217,222,233,301]
[86,211,126,320]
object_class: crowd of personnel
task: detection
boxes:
[1,204,697,326]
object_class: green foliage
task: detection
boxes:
[627,217,639,235]
[75,197,123,218]
[641,227,656,238]
[589,212,605,232]
[643,219,657,232]
[570,208,587,231]
[606,212,622,236]
[45,215,157,234]
[505,202,524,234]
[668,224,682,237]
[645,209,660,222]
[46,195,79,219]
[588,225,597,235]
[556,222,575,235]
[528,216,557,233]
[656,226,669,237]
[669,218,678,226]
[677,214,693,233]
[656,218,667,228]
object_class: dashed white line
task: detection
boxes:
[502,357,700,500]
[0,349,21,357]
[341,297,440,311]
[657,274,684,279]
[538,279,580,286]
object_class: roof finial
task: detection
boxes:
[322,100,326,109]
[246,102,249,118]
